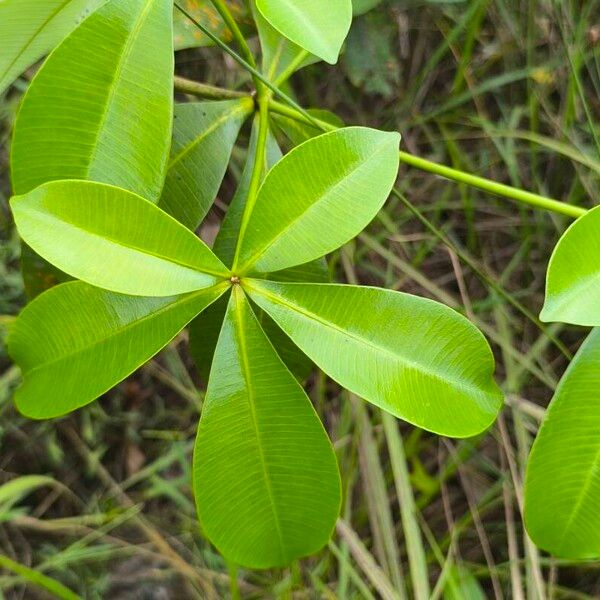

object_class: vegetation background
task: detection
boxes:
[1,0,599,597]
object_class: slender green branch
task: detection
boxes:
[268,99,587,219]
[273,49,311,88]
[233,98,271,271]
[398,151,586,219]
[174,75,249,101]
[208,0,257,69]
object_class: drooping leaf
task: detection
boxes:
[524,328,600,559]
[255,0,353,64]
[541,205,600,326]
[193,287,341,568]
[245,280,503,438]
[0,0,104,94]
[9,281,227,419]
[159,99,253,230]
[11,0,174,201]
[173,0,250,51]
[11,180,229,297]
[237,127,400,274]
[252,1,318,81]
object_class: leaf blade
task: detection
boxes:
[11,180,228,297]
[255,0,352,64]
[9,281,228,419]
[193,287,341,568]
[237,127,400,274]
[10,0,174,201]
[245,280,503,438]
[541,205,600,326]
[524,328,600,559]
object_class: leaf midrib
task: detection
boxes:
[234,291,287,562]
[240,139,390,271]
[250,282,494,403]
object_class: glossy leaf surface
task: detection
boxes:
[159,99,253,230]
[11,0,173,201]
[255,0,352,64]
[0,0,103,94]
[237,127,400,274]
[541,205,600,326]
[246,280,503,437]
[524,328,600,558]
[11,180,228,296]
[9,281,227,419]
[193,288,341,568]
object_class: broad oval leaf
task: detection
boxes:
[0,0,104,94]
[9,281,228,419]
[11,180,229,296]
[11,0,173,201]
[255,0,352,64]
[541,205,600,326]
[237,127,400,274]
[245,280,503,438]
[193,288,341,568]
[524,328,600,559]
[159,99,253,230]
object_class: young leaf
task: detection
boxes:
[11,180,229,297]
[193,287,341,568]
[541,205,600,326]
[11,0,173,201]
[159,99,253,230]
[9,281,228,419]
[245,280,503,438]
[255,0,352,64]
[236,127,400,274]
[272,108,345,146]
[252,1,318,81]
[0,0,103,94]
[524,328,600,559]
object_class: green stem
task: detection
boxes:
[174,75,249,101]
[268,98,586,219]
[273,49,310,87]
[233,98,270,271]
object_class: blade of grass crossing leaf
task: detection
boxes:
[0,553,80,600]
[11,180,229,297]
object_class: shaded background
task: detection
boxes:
[1,0,600,597]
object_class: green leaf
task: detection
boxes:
[11,0,174,201]
[0,0,104,94]
[159,99,253,230]
[245,280,503,438]
[237,127,400,274]
[193,287,341,568]
[524,328,600,559]
[9,280,227,419]
[252,1,318,81]
[11,180,229,297]
[352,0,384,16]
[541,206,600,326]
[0,475,56,511]
[255,0,353,64]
